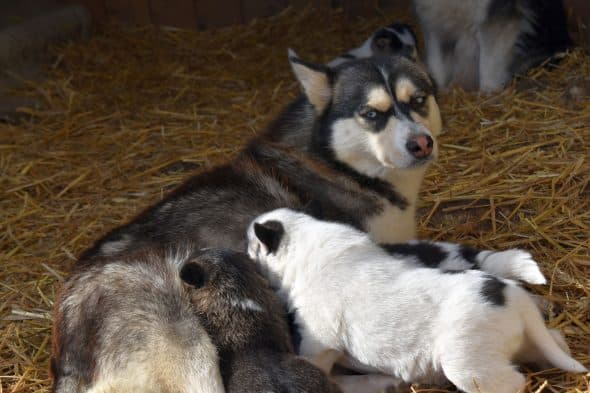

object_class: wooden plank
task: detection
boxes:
[194,0,242,30]
[150,0,196,28]
[60,0,108,25]
[289,0,331,9]
[563,0,590,45]
[104,0,151,25]
[241,0,288,23]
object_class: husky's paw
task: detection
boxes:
[480,250,546,285]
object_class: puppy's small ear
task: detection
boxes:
[180,262,207,288]
[254,220,284,255]
[288,49,332,113]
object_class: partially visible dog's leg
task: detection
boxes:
[424,31,454,89]
[300,340,342,375]
[441,353,526,393]
[332,374,406,393]
[477,17,521,92]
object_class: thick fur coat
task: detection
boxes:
[248,209,587,393]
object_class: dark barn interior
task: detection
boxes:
[1,1,589,392]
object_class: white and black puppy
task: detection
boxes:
[247,209,587,393]
[414,0,571,91]
[179,249,342,393]
[51,248,224,393]
[328,23,418,67]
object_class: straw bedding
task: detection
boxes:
[1,6,588,393]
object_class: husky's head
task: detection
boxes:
[290,51,441,179]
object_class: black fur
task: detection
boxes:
[254,221,284,254]
[81,56,438,261]
[459,245,480,268]
[381,242,448,267]
[480,275,507,306]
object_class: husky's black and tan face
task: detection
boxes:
[290,53,441,178]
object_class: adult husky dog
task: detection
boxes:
[83,52,442,260]
[54,53,443,392]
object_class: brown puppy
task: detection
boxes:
[181,249,341,393]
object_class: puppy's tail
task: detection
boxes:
[518,289,587,373]
[477,249,546,285]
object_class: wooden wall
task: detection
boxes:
[58,0,587,45]
[58,0,334,29]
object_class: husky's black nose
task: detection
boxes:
[406,135,433,158]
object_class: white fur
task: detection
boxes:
[414,0,536,92]
[248,209,587,393]
[330,117,436,242]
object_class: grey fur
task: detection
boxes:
[182,249,341,393]
[51,247,224,393]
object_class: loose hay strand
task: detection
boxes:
[1,6,589,392]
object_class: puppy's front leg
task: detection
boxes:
[306,348,342,375]
[332,374,407,393]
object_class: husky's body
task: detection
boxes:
[51,248,225,393]
[82,53,442,260]
[414,0,571,91]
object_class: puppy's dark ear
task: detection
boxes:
[288,49,332,113]
[254,220,284,255]
[302,199,324,220]
[180,262,207,288]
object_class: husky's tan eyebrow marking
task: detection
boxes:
[394,77,417,103]
[367,87,393,112]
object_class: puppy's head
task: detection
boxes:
[180,249,292,352]
[289,52,441,177]
[371,23,418,61]
[247,208,312,286]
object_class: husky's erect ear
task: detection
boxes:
[288,49,332,113]
[180,262,208,288]
[253,220,285,255]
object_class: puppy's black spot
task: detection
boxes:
[180,263,207,288]
[481,275,506,306]
[459,245,480,267]
[381,242,448,267]
[254,220,284,254]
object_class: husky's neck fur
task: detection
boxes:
[262,96,429,212]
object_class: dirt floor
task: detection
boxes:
[1,6,589,393]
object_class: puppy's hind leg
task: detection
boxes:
[332,374,407,393]
[441,353,525,393]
